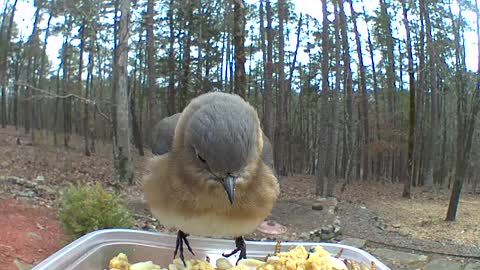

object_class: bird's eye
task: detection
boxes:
[197,153,207,163]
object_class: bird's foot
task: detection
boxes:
[222,236,247,265]
[174,230,195,266]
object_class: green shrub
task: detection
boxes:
[58,182,134,239]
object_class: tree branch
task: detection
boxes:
[15,81,112,124]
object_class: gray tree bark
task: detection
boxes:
[233,0,246,99]
[325,0,340,197]
[113,0,134,183]
[146,0,156,143]
[316,0,330,196]
[349,0,369,181]
[167,0,176,115]
[1,0,18,128]
[402,0,415,198]
[261,0,274,141]
[423,0,438,191]
[339,0,353,182]
[274,0,287,176]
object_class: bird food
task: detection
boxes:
[108,245,376,270]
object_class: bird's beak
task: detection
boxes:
[222,175,237,205]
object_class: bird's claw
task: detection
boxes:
[174,230,195,266]
[222,237,247,265]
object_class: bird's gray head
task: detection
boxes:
[176,93,260,204]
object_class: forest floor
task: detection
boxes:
[0,126,479,270]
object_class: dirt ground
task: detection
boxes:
[269,171,480,248]
[339,181,480,246]
[0,197,67,270]
[1,127,479,268]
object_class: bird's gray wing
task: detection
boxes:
[151,113,181,155]
[261,132,274,170]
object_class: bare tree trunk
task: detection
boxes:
[349,0,369,181]
[402,0,415,198]
[63,15,73,147]
[167,0,176,115]
[13,43,21,130]
[312,105,319,175]
[1,0,18,128]
[262,0,274,141]
[146,0,156,143]
[52,63,60,145]
[0,1,8,47]
[24,10,36,134]
[96,42,105,148]
[204,37,212,95]
[394,42,403,183]
[440,86,448,188]
[89,74,96,153]
[254,60,259,108]
[446,3,474,221]
[423,0,438,191]
[130,35,144,156]
[325,0,340,197]
[411,0,426,188]
[316,0,329,196]
[364,8,381,178]
[274,0,287,176]
[76,21,89,155]
[113,0,134,183]
[223,1,233,94]
[233,0,246,99]
[197,19,203,96]
[36,12,52,134]
[339,0,353,182]
[178,0,192,111]
[130,81,144,156]
[380,0,396,121]
[380,0,397,182]
[225,33,231,92]
[287,14,302,174]
[25,1,41,143]
[84,23,96,156]
[0,0,8,129]
[111,1,119,146]
[138,56,145,150]
[247,31,254,100]
[220,30,225,88]
[247,34,254,100]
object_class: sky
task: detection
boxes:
[1,0,479,76]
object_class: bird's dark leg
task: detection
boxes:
[222,236,247,265]
[173,230,195,266]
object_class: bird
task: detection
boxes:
[143,92,280,266]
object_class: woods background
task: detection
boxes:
[1,0,480,222]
